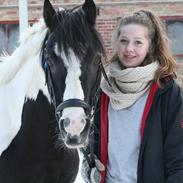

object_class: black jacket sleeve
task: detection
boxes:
[163,81,183,183]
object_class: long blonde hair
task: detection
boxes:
[110,10,177,86]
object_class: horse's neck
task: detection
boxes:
[0,19,47,86]
[0,19,50,155]
[0,51,50,155]
[22,92,55,142]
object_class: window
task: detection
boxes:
[165,18,183,57]
[0,23,19,55]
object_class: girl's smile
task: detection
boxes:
[116,24,151,68]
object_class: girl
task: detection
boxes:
[81,10,183,183]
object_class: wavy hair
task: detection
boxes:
[109,10,177,86]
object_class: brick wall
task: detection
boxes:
[177,62,183,89]
[96,17,118,56]
[0,0,183,78]
[1,0,183,56]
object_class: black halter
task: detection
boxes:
[42,35,111,168]
[42,45,101,122]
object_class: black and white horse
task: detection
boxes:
[0,0,104,182]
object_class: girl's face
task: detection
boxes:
[117,24,151,68]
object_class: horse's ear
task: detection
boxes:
[43,0,58,30]
[82,0,97,25]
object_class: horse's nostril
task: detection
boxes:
[63,118,70,128]
[59,118,70,132]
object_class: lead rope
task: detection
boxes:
[80,58,111,169]
[99,59,112,87]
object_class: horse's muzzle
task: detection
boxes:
[58,117,91,148]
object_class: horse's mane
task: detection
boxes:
[49,7,105,62]
[0,19,48,86]
[0,19,50,156]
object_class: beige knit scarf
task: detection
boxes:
[101,61,159,110]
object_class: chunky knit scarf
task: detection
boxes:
[101,61,159,110]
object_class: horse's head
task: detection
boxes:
[42,0,104,148]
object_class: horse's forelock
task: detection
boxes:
[54,8,104,61]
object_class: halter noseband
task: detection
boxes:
[55,98,92,121]
[56,99,91,114]
[42,34,111,169]
[42,39,101,122]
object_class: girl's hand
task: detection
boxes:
[81,155,105,183]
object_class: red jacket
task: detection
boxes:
[92,78,183,183]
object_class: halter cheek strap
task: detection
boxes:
[43,58,57,108]
[42,49,101,121]
[99,61,111,87]
[41,35,110,168]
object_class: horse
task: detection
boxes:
[0,0,105,182]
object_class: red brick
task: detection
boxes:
[0,0,183,69]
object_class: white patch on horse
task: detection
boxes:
[74,149,85,183]
[57,48,86,136]
[54,44,59,57]
[0,19,50,156]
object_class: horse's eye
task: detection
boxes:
[46,52,58,65]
